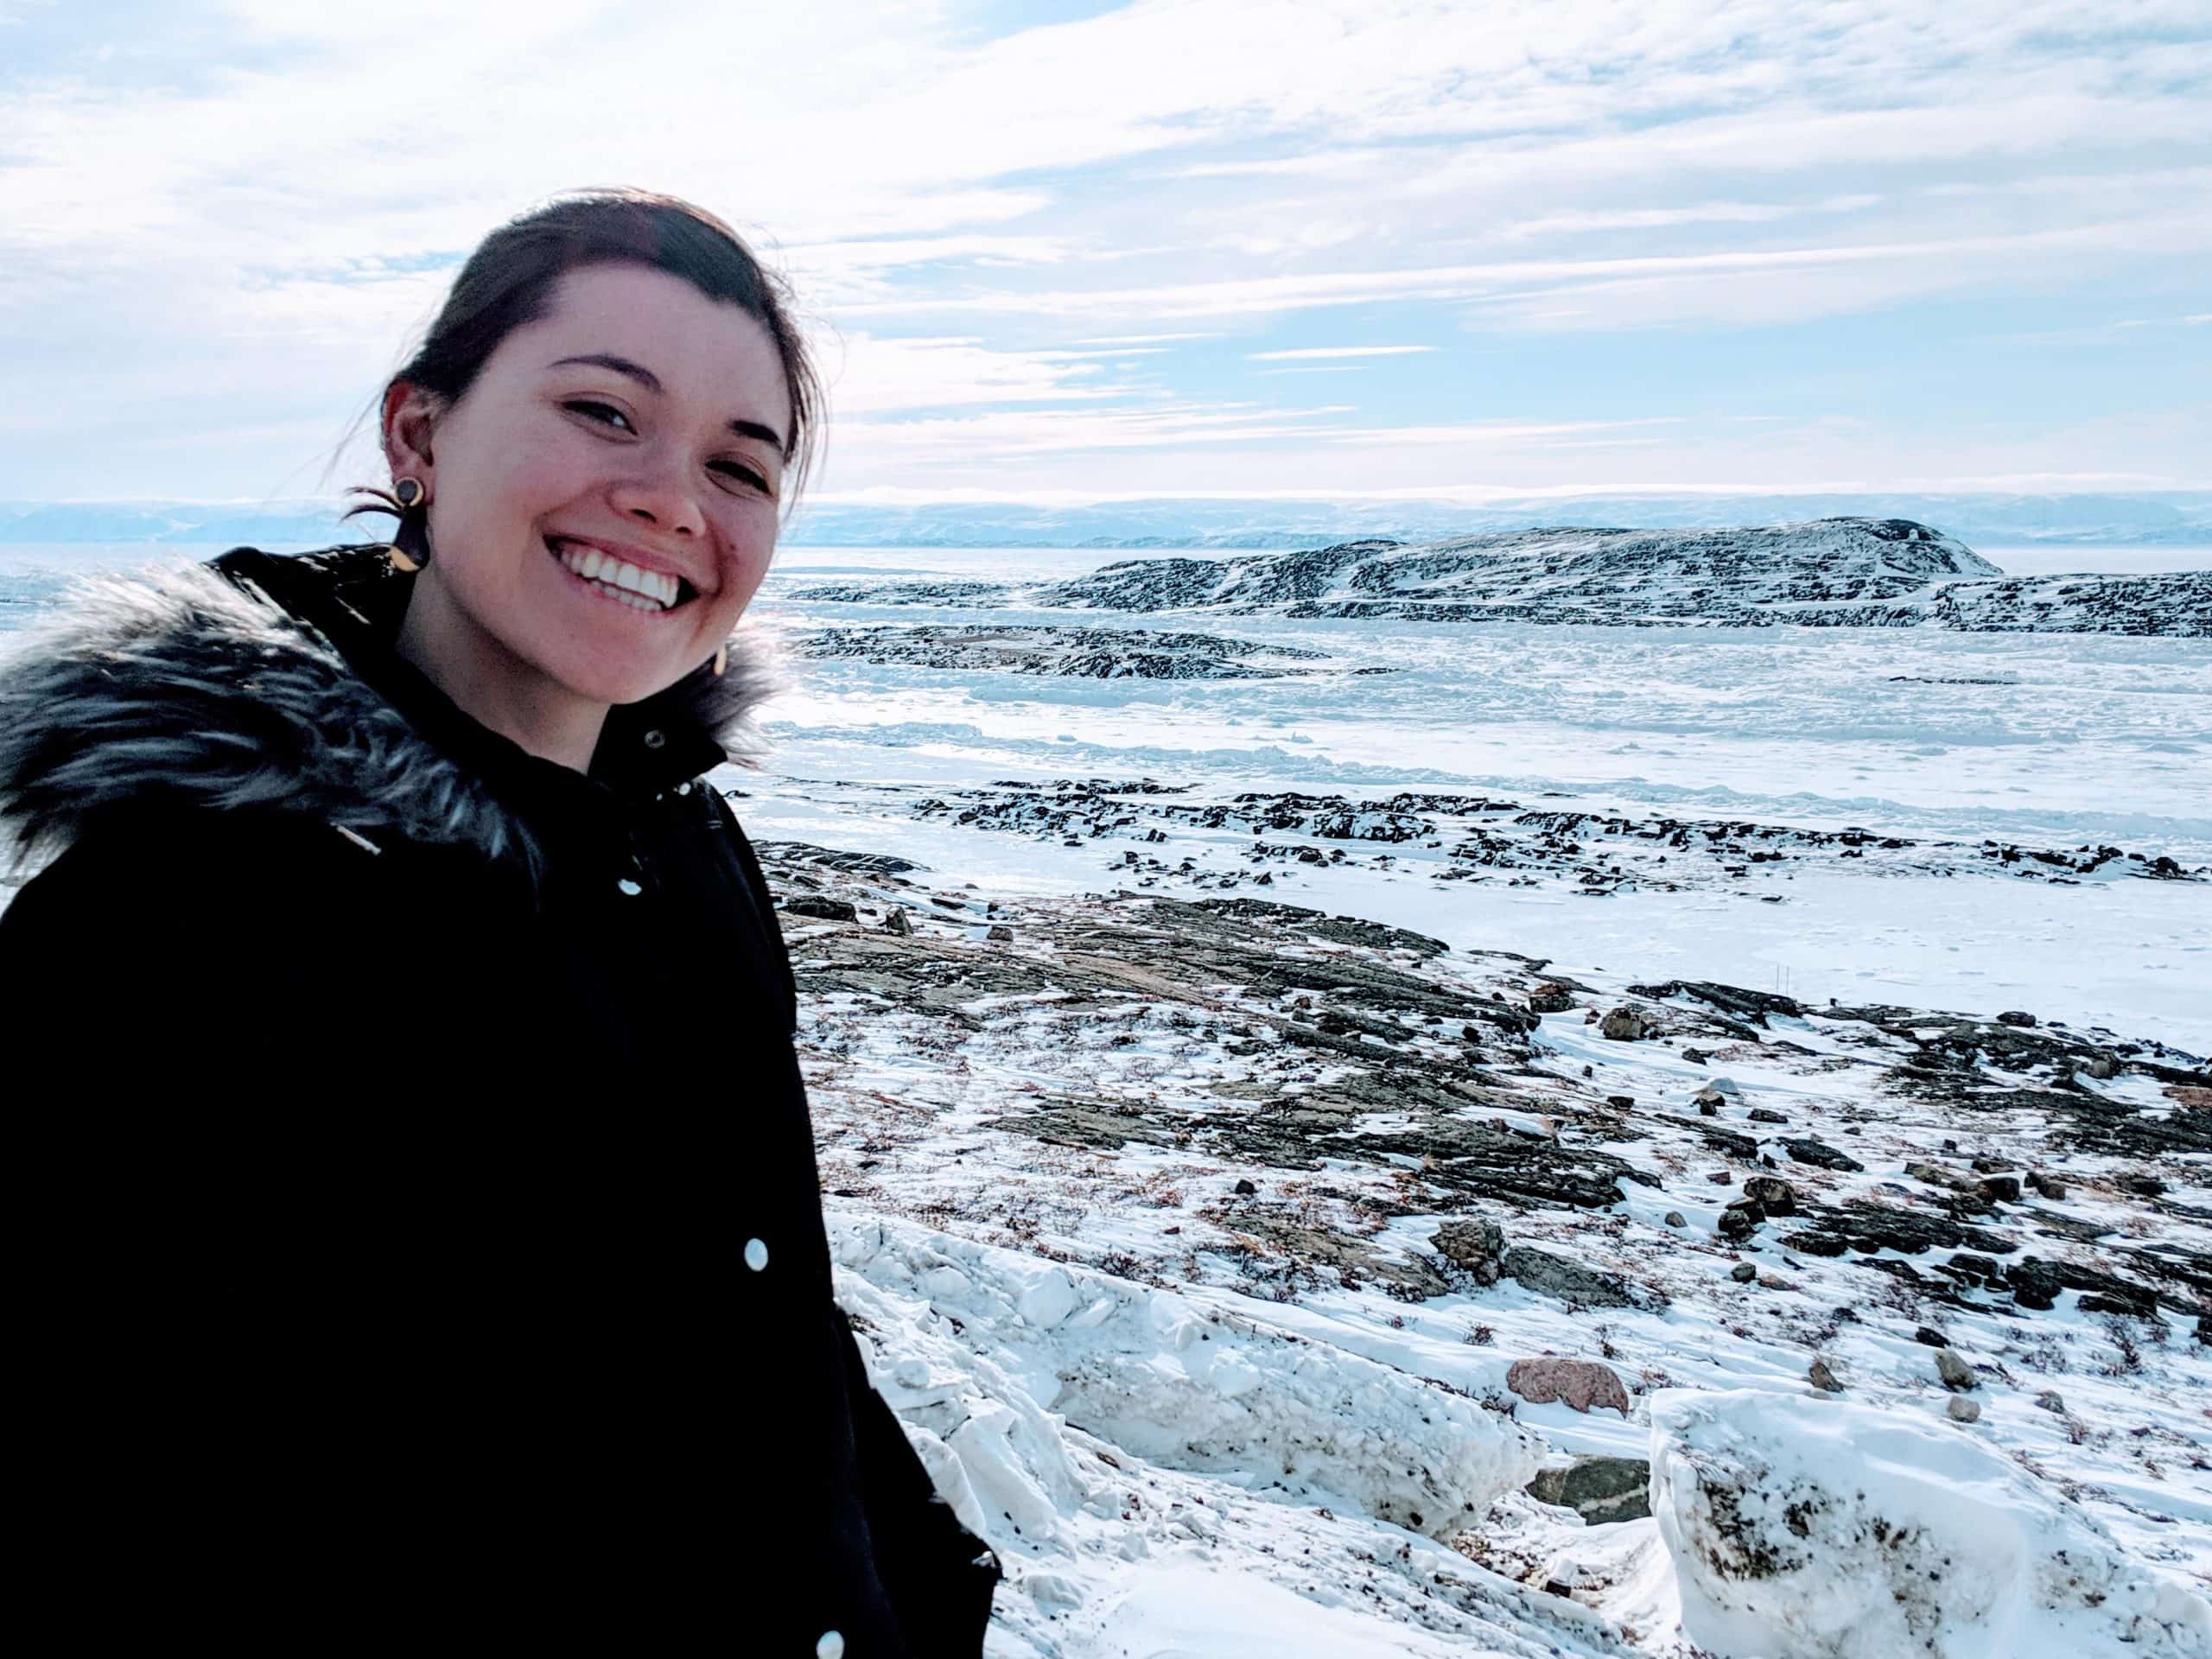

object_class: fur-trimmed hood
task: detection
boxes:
[0,543,786,873]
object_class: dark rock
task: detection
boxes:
[1731,1262,1758,1283]
[1996,1010,2037,1027]
[881,906,913,936]
[1662,1211,1688,1228]
[782,895,860,922]
[1977,1174,2022,1204]
[1232,1177,1258,1196]
[1969,1156,2014,1174]
[1500,1247,1643,1308]
[1696,1094,1721,1117]
[1605,1094,1636,1110]
[757,840,925,875]
[1782,1138,1865,1173]
[1528,983,1575,1014]
[1914,1326,1950,1348]
[1748,1107,1789,1124]
[1719,1202,1764,1241]
[1808,1358,1845,1393]
[1779,1199,2016,1260]
[1742,1177,1798,1215]
[1525,1456,1651,1523]
[2009,1259,2063,1310]
[1625,980,1802,1026]
[2117,1173,2167,1198]
[1464,1002,1541,1037]
[986,923,1015,941]
[2026,1171,2069,1201]
[2035,1389,2066,1414]
[1681,1047,1709,1065]
[1600,1007,1651,1041]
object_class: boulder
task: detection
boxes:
[1525,1454,1651,1522]
[1934,1349,1976,1391]
[1808,1358,1845,1393]
[1431,1219,1505,1285]
[1651,1388,2212,1659]
[1731,1262,1759,1283]
[1948,1395,1982,1424]
[1601,1006,1651,1041]
[1742,1175,1798,1215]
[1506,1357,1630,1417]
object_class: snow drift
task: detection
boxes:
[831,1212,1546,1547]
[1649,1388,2212,1659]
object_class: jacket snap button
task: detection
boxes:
[643,728,666,749]
[815,1631,844,1659]
[744,1236,769,1272]
[675,781,692,795]
[617,878,643,897]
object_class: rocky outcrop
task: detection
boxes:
[794,622,1334,679]
[995,520,2212,637]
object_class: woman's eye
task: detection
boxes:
[565,398,633,432]
[712,461,770,492]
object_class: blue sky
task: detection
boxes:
[1,0,2207,505]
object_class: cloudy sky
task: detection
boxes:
[3,0,2208,507]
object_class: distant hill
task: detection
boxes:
[788,518,2212,635]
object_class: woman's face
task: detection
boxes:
[386,261,791,710]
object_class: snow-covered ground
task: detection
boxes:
[5,538,2209,1656]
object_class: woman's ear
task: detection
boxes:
[381,379,442,488]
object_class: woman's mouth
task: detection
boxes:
[546,537,698,614]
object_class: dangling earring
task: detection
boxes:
[389,476,429,571]
[712,644,728,677]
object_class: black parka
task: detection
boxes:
[0,544,1001,1654]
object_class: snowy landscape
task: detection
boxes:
[3,519,2208,1656]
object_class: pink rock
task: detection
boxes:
[1507,1357,1630,1417]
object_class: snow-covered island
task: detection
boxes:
[789,518,2212,635]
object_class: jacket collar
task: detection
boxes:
[0,542,786,873]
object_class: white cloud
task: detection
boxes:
[2,0,2206,499]
[1247,346,1438,360]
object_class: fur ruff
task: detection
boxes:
[0,556,787,874]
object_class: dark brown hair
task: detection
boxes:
[348,188,823,558]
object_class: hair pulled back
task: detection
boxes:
[349,188,822,559]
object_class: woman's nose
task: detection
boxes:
[608,451,707,538]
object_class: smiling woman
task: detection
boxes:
[0,191,998,1656]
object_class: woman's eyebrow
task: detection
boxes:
[548,352,786,452]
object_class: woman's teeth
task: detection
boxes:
[552,540,681,611]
